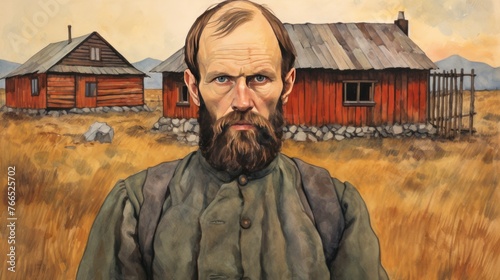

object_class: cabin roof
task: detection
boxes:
[152,22,436,73]
[5,32,144,78]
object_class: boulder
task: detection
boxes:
[172,119,181,127]
[158,117,172,125]
[323,131,334,141]
[289,125,298,134]
[335,135,345,141]
[307,133,318,142]
[186,133,198,143]
[83,122,114,143]
[393,125,404,135]
[336,126,346,135]
[82,108,91,113]
[183,121,194,132]
[315,130,323,138]
[111,106,123,112]
[293,131,307,142]
[346,126,356,134]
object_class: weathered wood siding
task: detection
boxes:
[76,76,97,108]
[161,69,429,126]
[6,74,47,109]
[285,69,428,126]
[47,74,76,108]
[96,76,144,107]
[59,34,129,67]
[162,73,198,118]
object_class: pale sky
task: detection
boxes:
[1,0,499,67]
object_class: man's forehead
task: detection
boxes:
[198,5,280,60]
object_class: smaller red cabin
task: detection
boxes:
[4,26,145,109]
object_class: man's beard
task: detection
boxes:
[198,98,284,174]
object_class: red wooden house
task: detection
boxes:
[152,13,436,126]
[4,26,145,109]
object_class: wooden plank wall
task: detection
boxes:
[6,74,47,109]
[59,34,129,67]
[160,69,429,126]
[76,76,97,108]
[96,76,144,107]
[284,69,428,126]
[162,73,198,119]
[47,74,75,108]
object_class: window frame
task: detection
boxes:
[31,77,39,96]
[85,82,97,97]
[90,47,101,61]
[176,84,190,106]
[342,80,377,107]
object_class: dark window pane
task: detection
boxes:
[359,83,372,101]
[31,78,39,96]
[86,82,96,97]
[182,86,188,102]
[345,83,357,101]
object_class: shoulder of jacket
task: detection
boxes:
[119,155,189,214]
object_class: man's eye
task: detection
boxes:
[253,75,268,83]
[215,76,229,83]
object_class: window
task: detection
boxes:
[31,78,39,96]
[90,47,100,61]
[177,85,189,106]
[343,81,376,106]
[85,82,97,97]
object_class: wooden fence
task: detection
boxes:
[428,69,476,139]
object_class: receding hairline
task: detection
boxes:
[204,2,265,39]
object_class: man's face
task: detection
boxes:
[184,5,295,173]
[185,5,295,125]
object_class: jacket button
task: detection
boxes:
[238,174,248,186]
[240,217,252,229]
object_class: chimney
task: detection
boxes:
[394,11,409,36]
[68,25,72,44]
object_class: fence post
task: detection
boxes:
[458,68,464,140]
[431,71,436,124]
[470,69,475,135]
[453,69,459,138]
[441,72,446,136]
[437,72,441,134]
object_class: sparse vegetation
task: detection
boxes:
[0,90,498,279]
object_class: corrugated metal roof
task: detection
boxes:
[49,65,144,75]
[152,22,436,73]
[150,48,185,73]
[5,32,144,78]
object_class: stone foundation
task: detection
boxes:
[152,117,438,145]
[0,105,154,117]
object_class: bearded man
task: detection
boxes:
[77,1,388,279]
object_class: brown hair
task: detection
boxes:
[184,0,296,83]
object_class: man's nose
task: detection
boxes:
[231,78,254,112]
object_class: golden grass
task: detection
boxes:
[0,90,498,279]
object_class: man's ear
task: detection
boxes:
[184,69,200,107]
[281,68,296,105]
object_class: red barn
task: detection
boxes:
[4,26,145,109]
[152,13,436,126]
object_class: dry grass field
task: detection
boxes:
[0,89,498,279]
